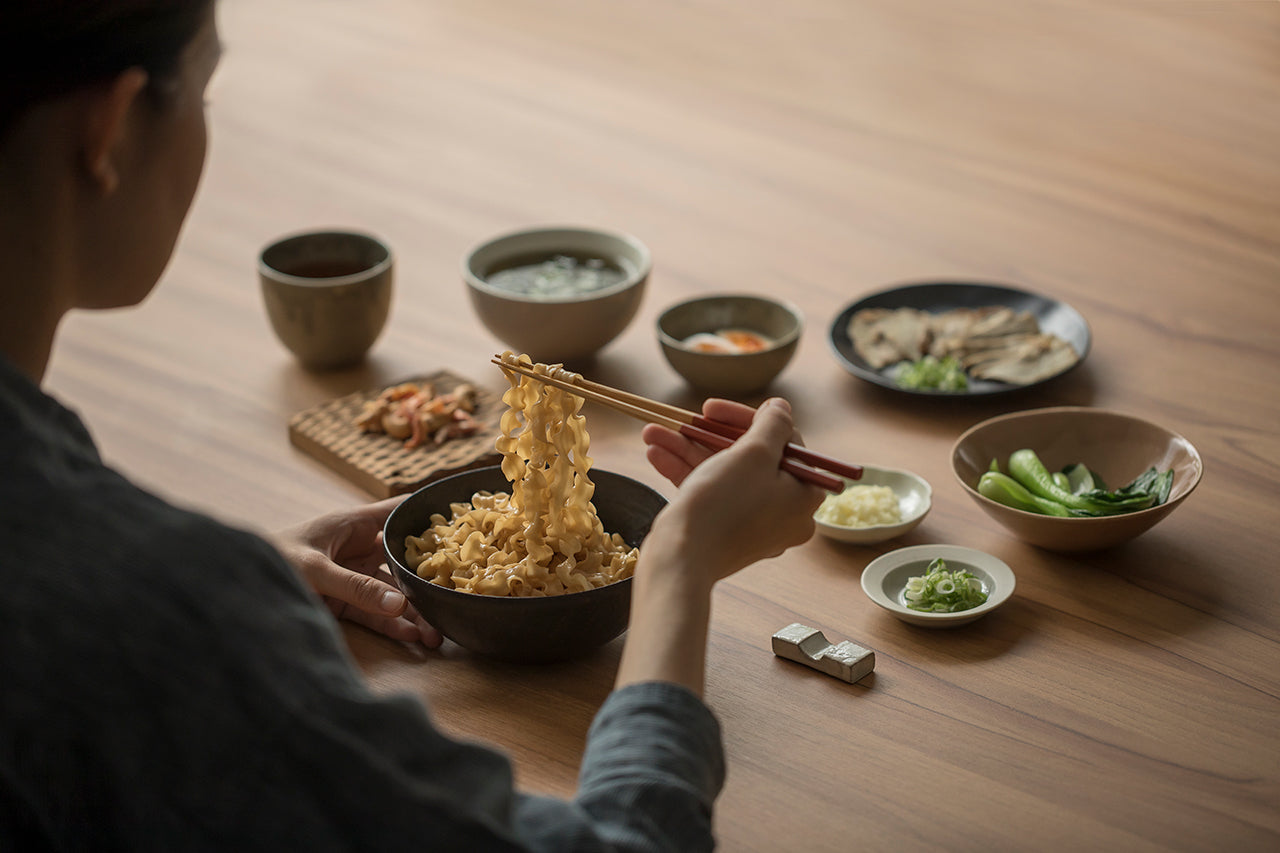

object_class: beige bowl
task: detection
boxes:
[657,294,802,395]
[951,406,1203,551]
[259,230,393,370]
[463,226,650,365]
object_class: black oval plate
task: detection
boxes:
[829,281,1091,397]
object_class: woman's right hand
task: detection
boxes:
[641,397,825,584]
[620,398,825,695]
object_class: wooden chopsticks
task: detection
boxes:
[491,355,862,493]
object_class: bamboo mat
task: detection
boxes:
[288,370,503,498]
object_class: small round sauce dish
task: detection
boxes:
[813,465,932,544]
[860,544,1014,628]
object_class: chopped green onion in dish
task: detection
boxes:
[903,558,989,613]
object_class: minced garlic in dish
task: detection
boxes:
[815,484,902,528]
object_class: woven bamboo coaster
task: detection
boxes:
[288,370,503,498]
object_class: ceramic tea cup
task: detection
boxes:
[259,230,393,370]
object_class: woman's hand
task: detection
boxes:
[620,398,825,695]
[642,398,754,488]
[641,397,824,580]
[269,498,443,648]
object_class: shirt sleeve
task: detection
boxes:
[229,530,726,852]
[511,682,726,853]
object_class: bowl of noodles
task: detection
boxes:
[385,466,665,663]
[383,356,668,663]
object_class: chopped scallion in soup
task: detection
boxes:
[484,254,629,299]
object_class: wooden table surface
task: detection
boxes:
[45,1,1279,849]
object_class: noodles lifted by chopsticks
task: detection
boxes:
[404,353,638,596]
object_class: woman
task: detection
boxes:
[0,2,824,850]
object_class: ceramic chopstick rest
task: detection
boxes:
[771,623,875,684]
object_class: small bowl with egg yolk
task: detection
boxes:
[656,293,802,396]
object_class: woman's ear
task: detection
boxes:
[81,68,149,195]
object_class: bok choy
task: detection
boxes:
[980,450,1172,518]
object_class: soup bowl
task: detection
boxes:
[384,466,668,663]
[463,225,651,365]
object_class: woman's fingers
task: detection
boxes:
[645,444,693,486]
[643,398,804,487]
[336,605,441,646]
[641,422,715,485]
[347,495,406,525]
[701,397,807,446]
[302,551,407,616]
[739,398,799,455]
[699,398,760,429]
[316,560,443,647]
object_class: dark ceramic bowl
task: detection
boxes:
[384,466,667,663]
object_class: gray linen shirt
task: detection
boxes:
[0,356,725,851]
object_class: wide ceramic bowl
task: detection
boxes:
[463,225,650,365]
[657,294,802,395]
[861,544,1015,628]
[813,465,932,544]
[951,407,1203,552]
[384,466,667,663]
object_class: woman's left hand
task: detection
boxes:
[270,497,443,648]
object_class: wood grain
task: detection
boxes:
[42,0,1280,848]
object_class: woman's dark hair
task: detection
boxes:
[0,0,212,137]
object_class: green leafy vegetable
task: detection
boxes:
[1114,466,1173,506]
[1062,462,1104,495]
[980,449,1172,518]
[904,558,989,613]
[895,355,968,391]
[978,471,1075,517]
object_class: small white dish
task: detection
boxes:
[813,465,932,544]
[860,544,1015,627]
